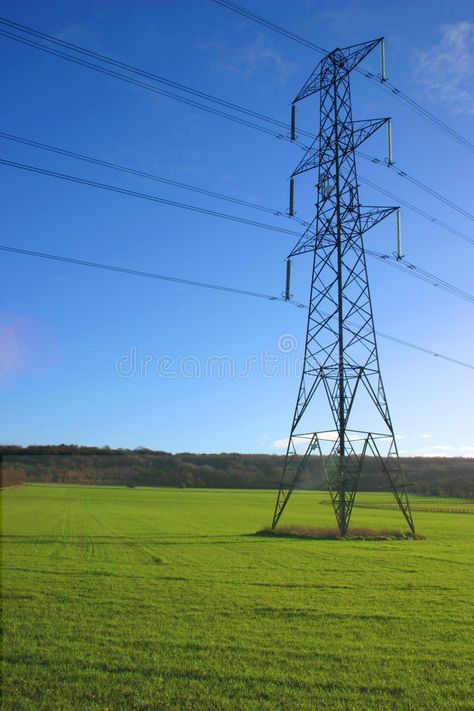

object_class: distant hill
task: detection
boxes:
[2,445,473,497]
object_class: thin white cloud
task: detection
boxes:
[414,22,474,116]
[272,436,304,449]
[272,431,364,449]
[419,433,433,439]
[460,446,474,452]
[430,445,454,450]
[201,34,297,85]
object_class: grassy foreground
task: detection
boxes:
[2,485,473,710]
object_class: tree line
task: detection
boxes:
[1,445,473,497]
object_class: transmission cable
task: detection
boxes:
[0,157,301,237]
[212,0,327,53]
[1,149,471,303]
[0,17,308,145]
[0,130,308,226]
[0,29,284,141]
[211,0,474,155]
[2,243,472,370]
[2,25,471,236]
[365,250,474,304]
[0,243,305,307]
[1,17,471,368]
[359,152,474,224]
[0,19,290,134]
[4,127,472,251]
[365,73,474,155]
[0,15,296,132]
[4,130,469,243]
[359,175,474,247]
[2,25,473,283]
[0,22,308,157]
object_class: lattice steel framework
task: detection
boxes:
[272,39,415,535]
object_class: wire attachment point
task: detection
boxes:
[289,177,295,216]
[387,120,394,166]
[290,104,297,141]
[380,39,387,81]
[396,209,404,259]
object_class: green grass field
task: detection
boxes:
[2,485,473,710]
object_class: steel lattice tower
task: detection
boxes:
[272,39,415,535]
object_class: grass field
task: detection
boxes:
[2,485,473,710]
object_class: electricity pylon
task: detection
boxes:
[273,38,415,535]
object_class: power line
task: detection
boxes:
[0,21,457,161]
[0,22,306,156]
[0,15,296,133]
[4,128,473,255]
[2,17,471,432]
[359,152,474,224]
[0,157,301,237]
[2,22,472,232]
[366,250,474,304]
[1,139,471,304]
[211,0,474,155]
[370,331,473,370]
[2,242,472,370]
[0,130,308,226]
[2,130,468,241]
[0,17,309,144]
[359,175,474,247]
[0,20,290,136]
[0,29,283,141]
[2,23,472,303]
[0,243,304,306]
[367,74,474,155]
[212,0,327,53]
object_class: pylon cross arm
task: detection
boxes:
[351,118,389,150]
[292,143,320,177]
[293,38,383,104]
[288,218,317,258]
[359,206,397,233]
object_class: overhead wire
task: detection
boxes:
[0,19,474,235]
[0,243,305,306]
[0,16,313,147]
[211,0,474,155]
[2,133,472,254]
[0,19,290,133]
[0,130,308,226]
[0,15,301,133]
[1,243,472,370]
[364,72,474,155]
[1,139,471,304]
[1,21,472,241]
[1,15,472,345]
[0,29,284,141]
[359,151,474,224]
[11,126,470,248]
[359,176,474,247]
[365,250,474,304]
[212,0,328,53]
[0,157,302,237]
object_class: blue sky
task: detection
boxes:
[1,0,473,456]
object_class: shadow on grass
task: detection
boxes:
[255,525,424,541]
